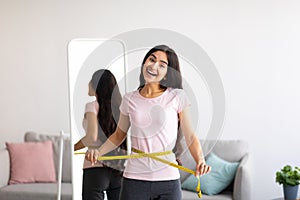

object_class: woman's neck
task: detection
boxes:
[140,83,165,98]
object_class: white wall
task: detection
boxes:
[1,0,300,199]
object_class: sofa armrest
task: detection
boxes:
[0,148,10,188]
[233,153,251,200]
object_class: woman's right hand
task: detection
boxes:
[85,148,100,166]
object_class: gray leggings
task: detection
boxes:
[120,177,182,200]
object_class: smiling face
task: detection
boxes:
[142,51,168,84]
[138,45,183,90]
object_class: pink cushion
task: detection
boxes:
[6,141,57,184]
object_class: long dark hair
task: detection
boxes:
[138,45,183,90]
[90,69,126,149]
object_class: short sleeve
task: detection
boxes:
[176,89,191,113]
[85,101,98,114]
[119,93,130,116]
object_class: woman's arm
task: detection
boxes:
[74,139,85,151]
[82,112,98,144]
[179,107,211,176]
[85,113,130,165]
[74,112,98,151]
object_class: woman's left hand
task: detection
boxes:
[85,148,100,166]
[195,159,211,177]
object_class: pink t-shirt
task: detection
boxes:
[82,101,105,169]
[120,88,191,181]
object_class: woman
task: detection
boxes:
[74,69,126,200]
[86,45,211,199]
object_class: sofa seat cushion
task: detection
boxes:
[0,183,72,200]
[182,190,232,200]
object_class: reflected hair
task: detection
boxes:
[91,69,126,149]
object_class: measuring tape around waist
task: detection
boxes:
[74,150,172,160]
[75,148,202,198]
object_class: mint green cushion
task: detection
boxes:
[181,153,239,195]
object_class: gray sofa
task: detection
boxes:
[0,133,250,200]
[180,140,251,200]
[0,132,72,200]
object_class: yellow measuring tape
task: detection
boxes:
[75,149,202,198]
[74,150,172,160]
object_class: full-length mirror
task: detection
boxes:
[67,39,127,199]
